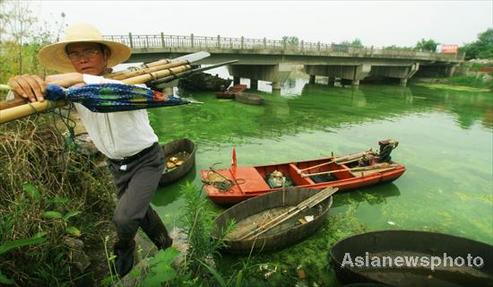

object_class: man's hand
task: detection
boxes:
[7,73,85,103]
[8,74,46,102]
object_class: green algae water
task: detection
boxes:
[149,80,493,285]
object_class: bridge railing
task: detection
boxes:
[103,34,464,61]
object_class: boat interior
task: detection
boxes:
[252,157,397,189]
[255,159,355,188]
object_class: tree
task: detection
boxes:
[461,28,493,60]
[282,36,299,47]
[415,38,439,52]
[350,38,363,48]
[0,1,65,83]
[338,39,364,48]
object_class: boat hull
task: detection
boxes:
[213,187,333,254]
[159,138,196,185]
[201,153,405,205]
[235,93,264,105]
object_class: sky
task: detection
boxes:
[28,0,493,48]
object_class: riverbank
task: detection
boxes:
[412,73,492,92]
[0,116,117,286]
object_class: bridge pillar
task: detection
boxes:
[341,79,352,86]
[233,76,240,85]
[414,63,456,78]
[228,64,285,91]
[250,79,258,90]
[327,77,335,86]
[445,65,457,77]
[304,64,371,86]
[272,81,281,90]
[400,78,408,87]
[309,75,315,84]
[352,79,360,87]
[368,63,419,86]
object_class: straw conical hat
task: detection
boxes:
[38,23,131,72]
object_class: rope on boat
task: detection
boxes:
[201,162,245,192]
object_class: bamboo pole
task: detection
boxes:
[122,64,191,84]
[0,100,67,124]
[301,163,398,178]
[108,60,189,80]
[297,151,370,174]
[236,187,338,240]
[106,58,172,78]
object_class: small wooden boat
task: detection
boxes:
[234,92,264,105]
[330,230,493,287]
[213,187,336,254]
[159,138,196,186]
[200,140,405,205]
[215,84,247,99]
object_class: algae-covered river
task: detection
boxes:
[148,78,492,285]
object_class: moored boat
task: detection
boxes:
[330,230,493,287]
[215,84,247,99]
[213,187,336,254]
[200,140,405,205]
[234,92,264,105]
[160,138,196,185]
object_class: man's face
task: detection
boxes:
[66,42,108,75]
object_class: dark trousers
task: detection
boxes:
[108,143,166,247]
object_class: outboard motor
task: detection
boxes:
[378,139,399,163]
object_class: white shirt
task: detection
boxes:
[74,74,158,160]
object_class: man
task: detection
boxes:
[8,23,173,277]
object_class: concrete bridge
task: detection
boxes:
[103,33,464,89]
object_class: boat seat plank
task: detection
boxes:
[233,167,271,193]
[288,163,315,185]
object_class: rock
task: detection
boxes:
[120,226,190,286]
[64,237,91,272]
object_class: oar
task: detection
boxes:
[301,163,398,178]
[147,60,239,89]
[236,187,338,240]
[297,151,371,174]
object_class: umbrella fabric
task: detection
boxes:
[45,83,189,112]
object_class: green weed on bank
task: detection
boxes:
[0,117,115,286]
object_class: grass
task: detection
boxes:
[0,115,116,286]
[413,83,491,92]
[447,74,493,90]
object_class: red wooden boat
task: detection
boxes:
[200,140,405,205]
[216,84,247,99]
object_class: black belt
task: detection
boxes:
[109,142,158,166]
